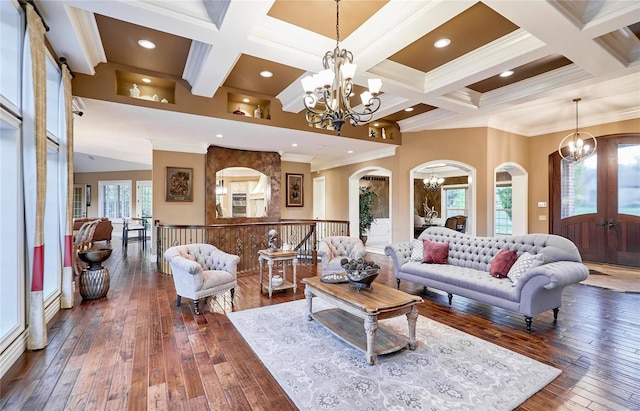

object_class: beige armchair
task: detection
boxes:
[163,244,240,314]
[317,236,367,276]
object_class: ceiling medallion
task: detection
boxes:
[301,0,382,135]
[558,98,597,163]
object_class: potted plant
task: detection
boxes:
[359,186,378,245]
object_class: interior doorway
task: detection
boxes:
[494,163,528,236]
[349,167,392,254]
[550,133,640,267]
[313,176,326,220]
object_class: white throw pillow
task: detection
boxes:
[410,239,424,262]
[507,252,544,285]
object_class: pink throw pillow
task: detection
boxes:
[422,239,449,264]
[490,249,518,278]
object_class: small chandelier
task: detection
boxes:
[558,98,597,163]
[424,175,444,191]
[301,0,382,135]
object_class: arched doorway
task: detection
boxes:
[349,167,392,254]
[410,161,476,238]
[494,163,528,236]
[550,133,640,266]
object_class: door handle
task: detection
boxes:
[598,218,606,227]
[608,219,617,229]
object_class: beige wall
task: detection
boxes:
[153,150,206,226]
[74,169,152,233]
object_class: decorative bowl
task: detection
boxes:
[271,275,283,287]
[78,248,112,270]
[341,258,381,291]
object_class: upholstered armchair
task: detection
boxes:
[163,244,240,314]
[317,236,367,276]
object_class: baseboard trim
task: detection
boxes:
[0,330,28,379]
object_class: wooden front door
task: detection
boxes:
[550,134,640,267]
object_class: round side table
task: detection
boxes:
[78,248,112,300]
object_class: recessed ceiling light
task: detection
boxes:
[292,143,298,147]
[348,150,354,154]
[216,134,223,138]
[137,39,156,49]
[500,70,514,78]
[373,123,379,127]
[242,98,250,103]
[404,107,414,112]
[434,38,451,48]
[141,78,151,83]
[318,145,324,148]
[260,70,273,78]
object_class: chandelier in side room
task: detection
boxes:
[558,98,597,163]
[301,0,382,135]
[424,175,444,191]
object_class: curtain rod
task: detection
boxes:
[19,0,50,32]
[59,57,75,78]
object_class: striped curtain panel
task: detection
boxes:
[59,65,74,309]
[22,3,48,350]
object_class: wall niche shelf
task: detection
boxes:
[368,121,396,140]
[227,92,271,120]
[115,70,176,104]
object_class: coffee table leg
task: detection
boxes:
[304,286,313,321]
[364,315,378,365]
[406,305,418,350]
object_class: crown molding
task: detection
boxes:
[66,7,106,75]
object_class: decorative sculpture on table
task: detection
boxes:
[267,229,279,252]
[424,201,438,224]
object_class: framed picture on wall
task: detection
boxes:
[286,173,303,207]
[166,167,193,202]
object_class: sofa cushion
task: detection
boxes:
[490,250,518,278]
[410,239,424,262]
[507,252,544,285]
[423,239,448,264]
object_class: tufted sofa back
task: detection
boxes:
[165,243,238,273]
[419,227,583,272]
[324,236,363,258]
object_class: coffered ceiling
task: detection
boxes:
[37,0,640,172]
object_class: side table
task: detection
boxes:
[258,249,297,298]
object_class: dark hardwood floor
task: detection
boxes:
[1,239,639,410]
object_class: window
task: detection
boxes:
[1,114,25,352]
[495,184,512,235]
[561,155,597,218]
[99,180,132,222]
[443,186,468,218]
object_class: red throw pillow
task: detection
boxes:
[490,249,518,278]
[422,239,449,264]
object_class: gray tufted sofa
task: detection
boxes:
[385,227,589,330]
[164,243,240,314]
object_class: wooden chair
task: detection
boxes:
[122,217,146,249]
[444,215,467,233]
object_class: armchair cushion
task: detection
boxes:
[318,236,366,276]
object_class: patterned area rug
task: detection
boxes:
[228,299,561,410]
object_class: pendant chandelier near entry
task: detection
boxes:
[424,175,444,191]
[558,98,597,163]
[301,0,382,135]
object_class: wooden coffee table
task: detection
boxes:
[302,276,423,365]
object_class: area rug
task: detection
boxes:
[228,299,561,410]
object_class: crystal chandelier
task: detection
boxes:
[423,175,444,191]
[301,0,382,135]
[558,98,597,163]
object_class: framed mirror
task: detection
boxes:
[215,167,270,218]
